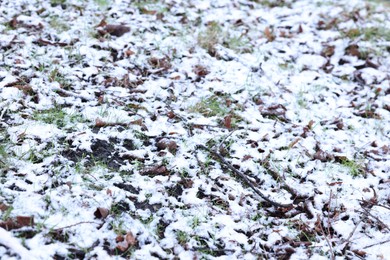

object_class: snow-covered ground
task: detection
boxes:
[0,0,389,259]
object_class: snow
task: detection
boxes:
[0,0,390,259]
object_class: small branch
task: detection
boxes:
[363,238,390,249]
[196,144,292,208]
[53,221,99,232]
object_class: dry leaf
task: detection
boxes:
[298,24,303,33]
[125,231,137,246]
[156,139,177,153]
[16,216,34,227]
[130,118,143,126]
[95,118,106,127]
[193,65,209,77]
[0,203,10,212]
[96,18,107,28]
[103,24,130,37]
[264,27,275,42]
[139,8,157,15]
[116,240,129,252]
[140,165,169,176]
[224,114,232,129]
[288,138,301,149]
[94,207,109,219]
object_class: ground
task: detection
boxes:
[0,0,389,259]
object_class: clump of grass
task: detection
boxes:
[340,158,365,177]
[343,26,390,41]
[190,96,228,117]
[176,230,189,246]
[198,21,222,55]
[49,68,72,89]
[223,33,252,53]
[198,22,252,54]
[33,107,67,128]
[49,16,70,32]
[32,107,84,129]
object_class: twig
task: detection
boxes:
[358,207,390,232]
[363,238,390,249]
[196,144,292,208]
[53,221,99,232]
[52,86,94,102]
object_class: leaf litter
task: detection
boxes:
[0,0,389,259]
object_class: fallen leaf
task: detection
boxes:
[224,114,232,129]
[313,149,333,162]
[125,231,137,246]
[16,216,34,227]
[95,118,106,127]
[193,65,209,77]
[140,165,169,176]
[264,27,275,42]
[116,240,129,252]
[94,207,109,219]
[288,138,301,149]
[156,139,177,153]
[327,181,343,186]
[0,203,9,211]
[102,24,130,37]
[139,7,157,15]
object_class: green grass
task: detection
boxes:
[340,158,365,177]
[343,26,390,41]
[190,96,229,117]
[32,107,84,129]
[49,16,70,32]
[198,21,252,54]
[176,230,189,246]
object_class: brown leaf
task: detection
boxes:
[259,104,287,121]
[298,24,303,33]
[193,65,209,77]
[130,118,143,126]
[124,49,135,57]
[116,240,129,252]
[104,24,130,37]
[9,16,18,29]
[94,207,109,219]
[321,45,335,57]
[16,216,34,227]
[0,219,18,230]
[345,44,360,57]
[96,18,107,28]
[0,203,9,211]
[125,231,137,246]
[116,235,124,242]
[224,114,232,129]
[167,111,176,119]
[148,57,171,70]
[242,155,253,161]
[95,118,107,127]
[156,139,177,153]
[140,165,169,176]
[288,138,301,149]
[313,150,333,162]
[264,27,275,42]
[139,7,157,15]
[352,250,367,257]
[327,181,343,186]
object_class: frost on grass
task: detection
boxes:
[0,0,390,259]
